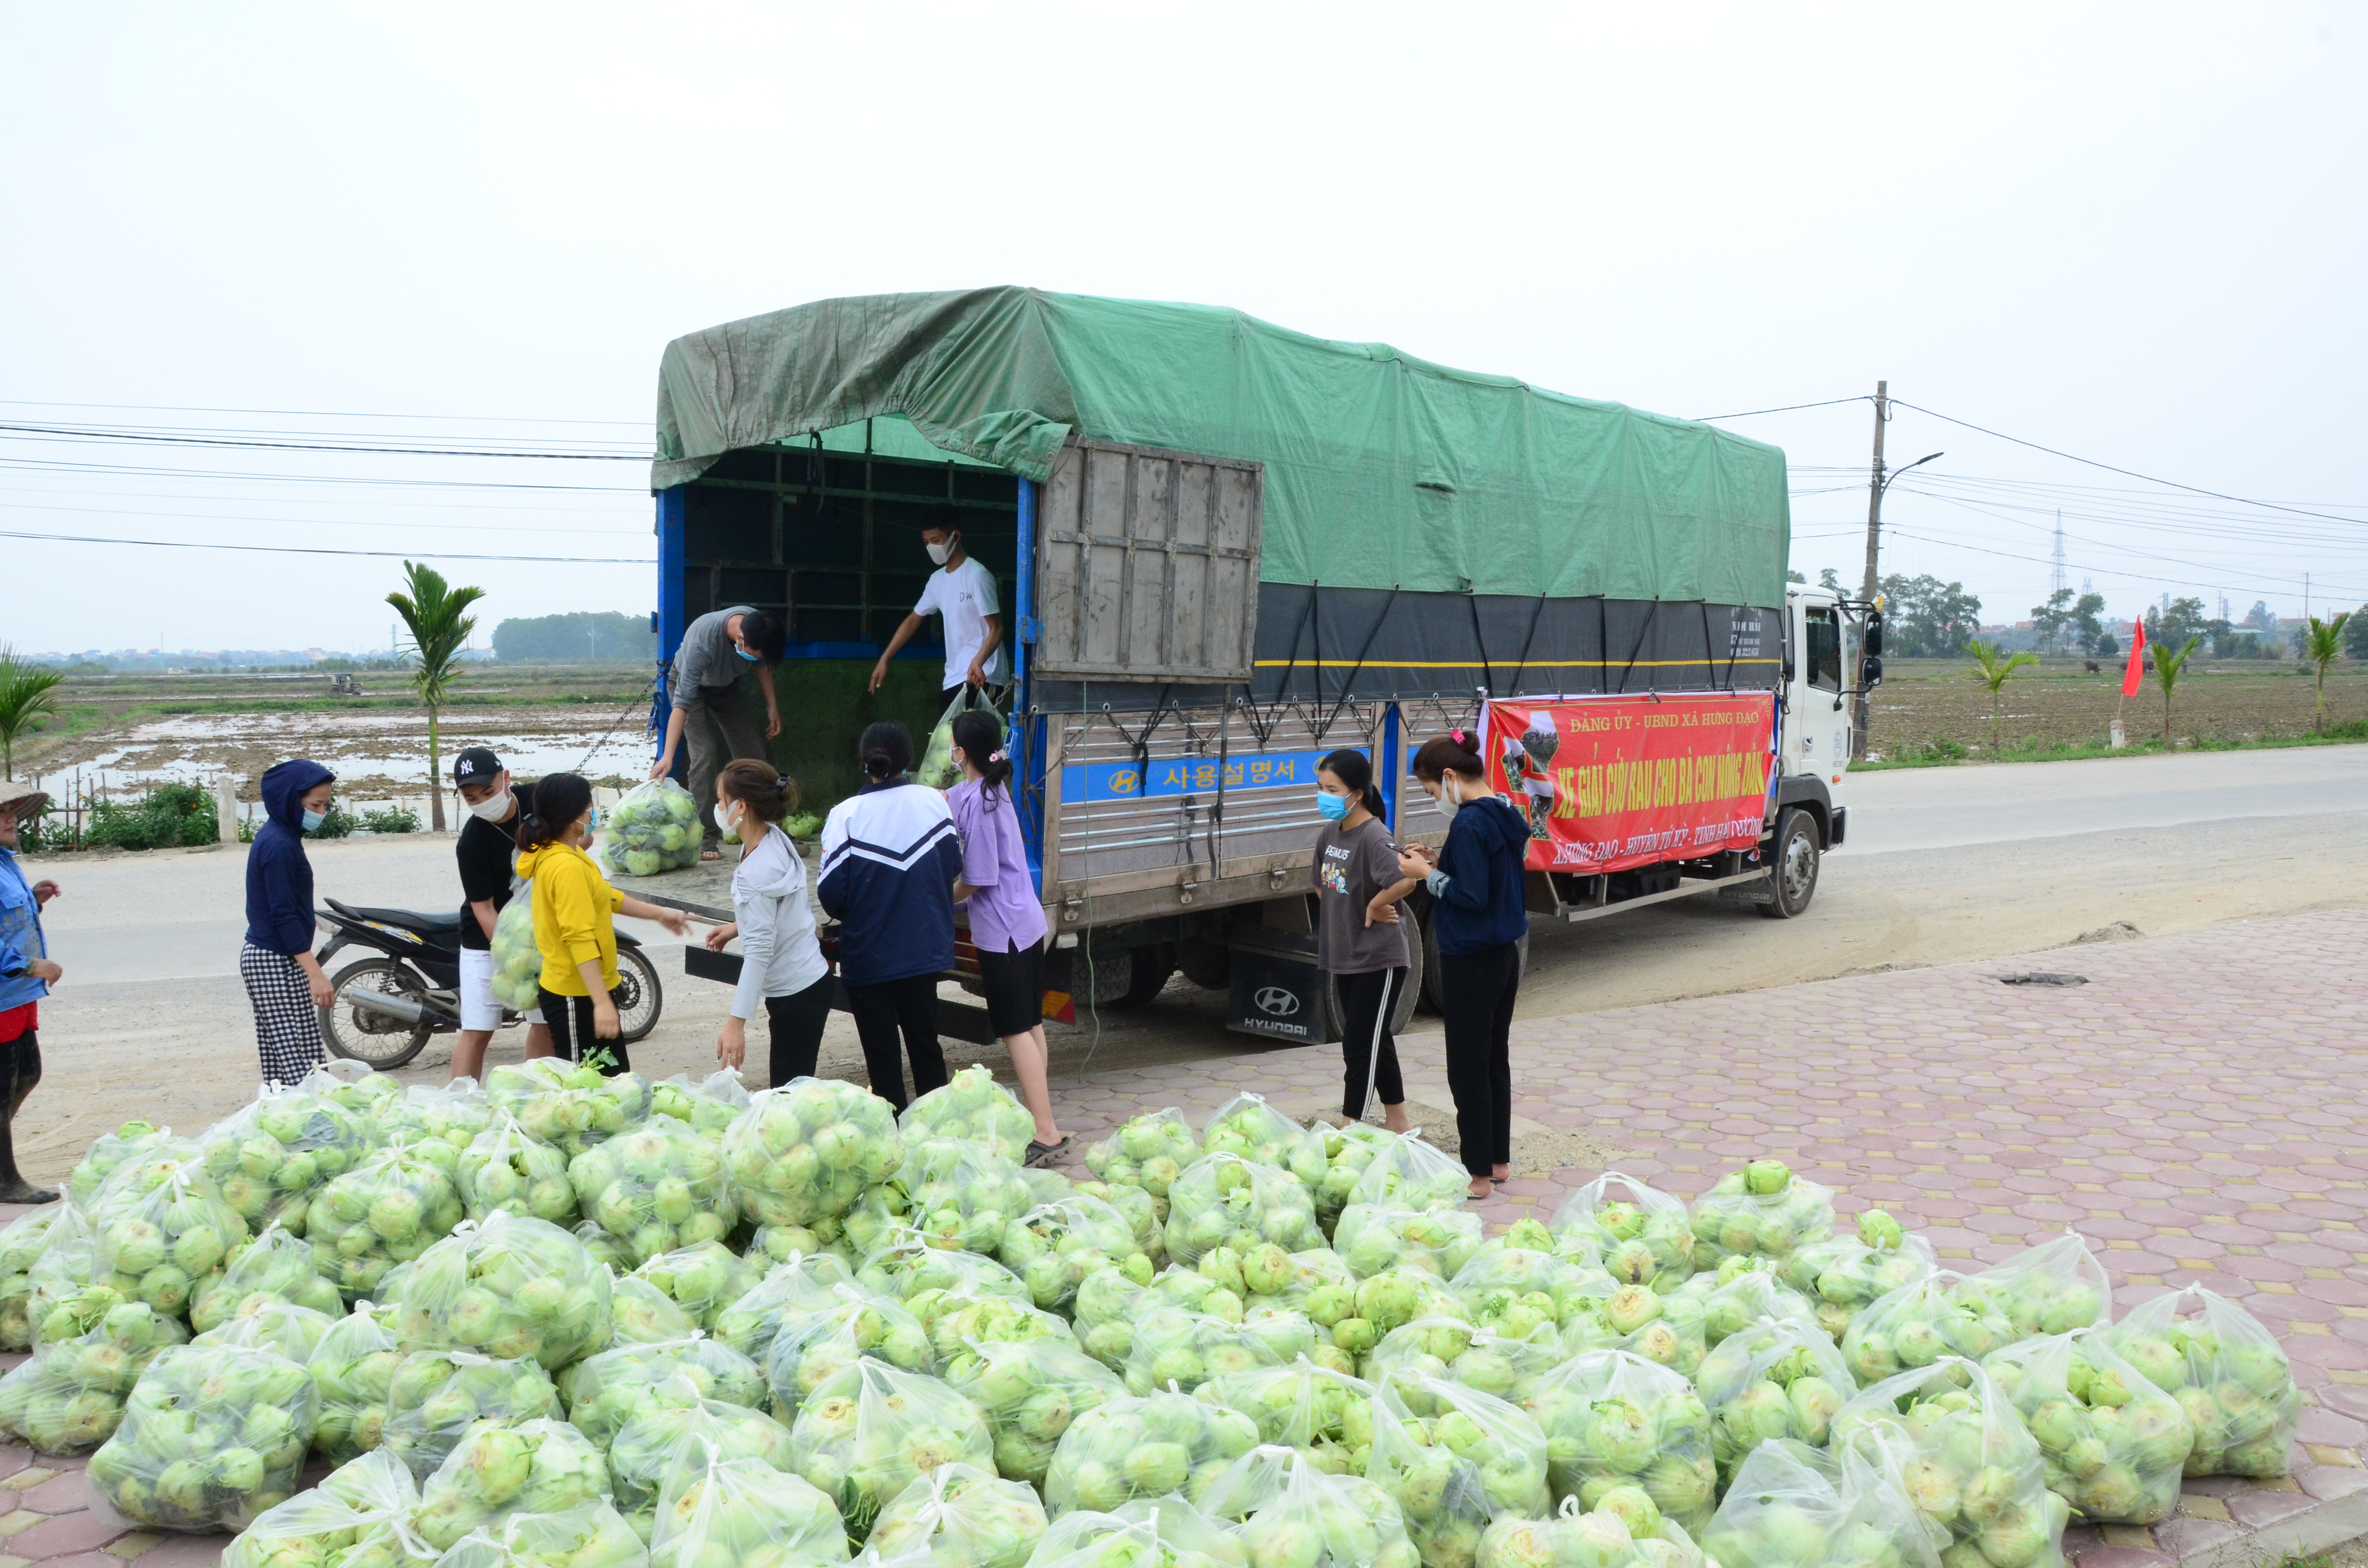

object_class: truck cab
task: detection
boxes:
[1764,584,1879,915]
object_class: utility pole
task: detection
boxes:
[1853,380,1889,760]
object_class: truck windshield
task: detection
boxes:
[1805,605,1843,692]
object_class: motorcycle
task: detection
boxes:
[312,896,664,1070]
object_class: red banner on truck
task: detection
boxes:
[1479,692,1778,873]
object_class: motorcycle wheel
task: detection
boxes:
[613,945,663,1044]
[321,956,435,1070]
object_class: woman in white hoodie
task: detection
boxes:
[703,760,832,1086]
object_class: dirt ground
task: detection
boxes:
[1868,657,2368,756]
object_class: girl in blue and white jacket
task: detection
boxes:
[817,721,962,1113]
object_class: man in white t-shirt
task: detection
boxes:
[869,509,1007,704]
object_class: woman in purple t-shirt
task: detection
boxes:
[945,709,1067,1164]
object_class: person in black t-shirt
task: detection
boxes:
[451,748,550,1081]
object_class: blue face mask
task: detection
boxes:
[585,808,601,831]
[734,644,759,662]
[301,809,327,833]
[1315,791,1351,822]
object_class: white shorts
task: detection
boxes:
[457,947,504,1031]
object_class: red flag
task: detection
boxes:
[2121,614,2148,698]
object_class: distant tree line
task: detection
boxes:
[492,612,655,664]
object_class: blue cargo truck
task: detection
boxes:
[638,289,1870,1045]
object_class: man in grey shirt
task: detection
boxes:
[649,607,786,857]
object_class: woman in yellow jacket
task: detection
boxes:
[515,773,689,1073]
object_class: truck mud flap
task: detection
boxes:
[1226,942,1337,1045]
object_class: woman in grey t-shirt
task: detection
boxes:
[1312,749,1419,1130]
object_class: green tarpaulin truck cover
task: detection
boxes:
[653,287,1790,608]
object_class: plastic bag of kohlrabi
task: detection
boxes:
[0,1300,186,1454]
[192,1297,336,1363]
[562,1336,767,1448]
[86,1339,320,1531]
[1552,1172,1697,1291]
[1086,1107,1202,1210]
[305,1139,467,1304]
[308,1298,405,1464]
[868,1460,1046,1568]
[605,1375,798,1540]
[1688,1160,1836,1272]
[1965,1231,2112,1343]
[389,1212,614,1370]
[486,1058,654,1163]
[70,1120,195,1211]
[2097,1283,2301,1480]
[1448,1244,1607,1342]
[378,1079,498,1156]
[854,1225,1028,1308]
[196,1085,370,1237]
[1367,1316,1567,1412]
[1828,1356,2072,1568]
[1675,1264,1823,1353]
[899,1064,1038,1165]
[568,1116,738,1263]
[1196,1356,1375,1473]
[1024,1494,1243,1568]
[764,1282,935,1408]
[1842,1270,2020,1387]
[1984,1328,2194,1524]
[191,1218,345,1332]
[1199,1092,1305,1169]
[489,883,545,1013]
[597,776,703,878]
[713,1251,860,1364]
[1333,1202,1483,1283]
[1042,1385,1261,1516]
[412,1416,612,1553]
[87,1153,251,1323]
[1365,1372,1552,1568]
[1696,1435,1942,1568]
[1776,1211,1938,1344]
[1557,1274,1708,1380]
[1478,1494,1717,1568]
[632,1241,759,1335]
[1286,1120,1391,1235]
[1074,1179,1165,1269]
[1345,1131,1471,1215]
[222,1448,437,1568]
[841,1137,1035,1261]
[999,1195,1150,1313]
[299,1060,406,1135]
[1163,1154,1325,1267]
[1122,1302,1313,1396]
[458,1114,580,1227]
[1237,1243,1358,1320]
[942,1334,1125,1489]
[650,1068,752,1144]
[1694,1316,1857,1484]
[1522,1348,1717,1528]
[1193,1443,1421,1568]
[0,1207,62,1350]
[380,1348,561,1479]
[787,1357,992,1543]
[648,1448,848,1568]
[432,1500,649,1568]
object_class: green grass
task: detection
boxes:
[1857,717,2368,771]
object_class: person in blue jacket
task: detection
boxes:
[243,759,338,1086]
[1398,728,1531,1201]
[0,781,64,1202]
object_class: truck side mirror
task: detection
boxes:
[1861,654,1884,688]
[1862,611,1885,658]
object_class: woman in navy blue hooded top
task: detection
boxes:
[243,759,337,1085]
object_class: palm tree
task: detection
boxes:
[2151,635,2203,744]
[0,645,65,780]
[386,562,486,831]
[2302,612,2351,735]
[1965,639,2040,754]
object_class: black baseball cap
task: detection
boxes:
[452,747,504,785]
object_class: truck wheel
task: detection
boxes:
[1176,937,1232,990]
[1417,894,1444,1015]
[1758,808,1821,919]
[1110,943,1176,1009]
[1324,901,1428,1037]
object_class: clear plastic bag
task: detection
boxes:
[1680,1267,1823,1351]
[491,882,545,1013]
[612,1273,703,1348]
[715,1252,860,1363]
[309,1299,406,1464]
[90,1153,251,1320]
[788,1358,994,1543]
[917,687,998,792]
[942,1335,1126,1488]
[1000,1196,1151,1312]
[461,1115,582,1227]
[1843,1271,2023,1385]
[1043,1386,1261,1516]
[1447,1245,1600,1341]
[2097,1283,2300,1480]
[1024,1494,1244,1568]
[1239,1245,1357,1319]
[1523,1347,1716,1527]
[899,1066,1038,1166]
[1163,1155,1324,1266]
[302,1061,407,1134]
[651,1070,752,1144]
[750,1220,856,1273]
[432,1500,651,1568]
[1829,1355,2072,1568]
[1123,1304,1307,1396]
[1286,1121,1390,1235]
[390,1212,614,1370]
[1688,1161,1836,1270]
[1194,1444,1420,1568]
[25,1203,110,1348]
[1695,1317,1857,1482]
[194,1298,336,1362]
[488,1059,655,1163]
[1085,1109,1202,1209]
[765,1283,936,1407]
[198,1087,370,1237]
[1071,1266,1148,1372]
[70,1120,189,1209]
[598,777,704,878]
[1967,1231,2111,1342]
[1479,1493,1715,1568]
[846,1138,1036,1260]
[86,1339,321,1530]
[415,1416,614,1552]
[1696,1436,1942,1568]
[192,1219,344,1332]
[1199,1094,1304,1169]
[632,1242,759,1334]
[869,1460,1044,1568]
[1366,1372,1550,1568]
[1333,1204,1482,1282]
[563,1337,768,1448]
[577,1221,641,1277]
[305,1139,468,1302]
[1985,1329,2194,1523]
[0,1300,186,1453]
[916,1287,1072,1366]
[608,1377,799,1540]
[724,1078,905,1231]
[382,1080,498,1155]
[0,1206,60,1349]
[1776,1230,1937,1344]
[1075,1181,1165,1268]
[650,1448,846,1568]
[1199,1357,1376,1473]
[1344,1132,1469,1215]
[1335,1267,1461,1355]
[569,1117,738,1262]
[382,1348,562,1479]
[1551,1172,1697,1291]
[222,1448,436,1568]
[1368,1317,1566,1410]
[1557,1279,1707,1379]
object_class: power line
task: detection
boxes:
[0,528,650,564]
[0,398,643,427]
[0,456,641,494]
[0,500,648,537]
[0,424,648,461]
[1690,395,1872,422]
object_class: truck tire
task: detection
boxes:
[1418,901,1528,1016]
[1758,808,1821,919]
[1176,937,1232,990]
[1326,900,1427,1037]
[1110,942,1176,1009]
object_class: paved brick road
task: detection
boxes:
[1,906,2362,1567]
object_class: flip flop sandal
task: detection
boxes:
[1024,1137,1073,1168]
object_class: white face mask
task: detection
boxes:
[721,800,745,833]
[925,538,953,566]
[1436,775,1464,817]
[467,789,513,823]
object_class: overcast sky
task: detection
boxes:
[3,3,2361,654]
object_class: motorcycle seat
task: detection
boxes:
[327,898,464,937]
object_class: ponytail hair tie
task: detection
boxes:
[1450,728,1470,747]
[988,750,1007,764]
